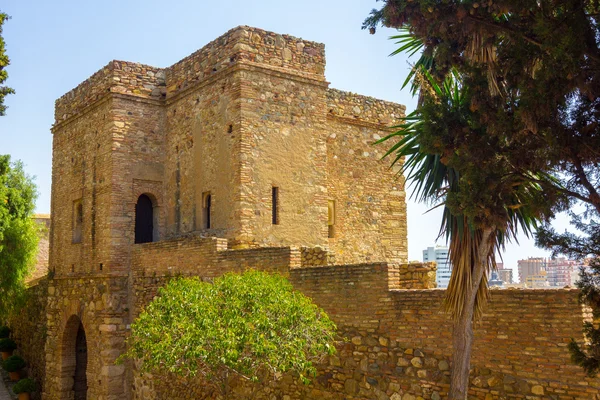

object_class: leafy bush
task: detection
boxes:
[119,271,337,396]
[0,326,10,338]
[2,355,25,372]
[0,338,16,352]
[12,378,36,394]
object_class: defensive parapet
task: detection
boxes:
[54,26,326,125]
[166,26,326,97]
[326,88,406,128]
[54,61,165,123]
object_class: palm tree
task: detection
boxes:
[378,51,546,398]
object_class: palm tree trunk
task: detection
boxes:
[448,228,494,399]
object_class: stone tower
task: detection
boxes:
[44,26,408,399]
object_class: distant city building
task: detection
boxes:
[525,270,550,288]
[489,270,504,287]
[496,268,513,285]
[518,257,546,283]
[546,257,578,287]
[423,246,451,288]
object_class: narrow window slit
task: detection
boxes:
[272,187,279,225]
[203,192,212,229]
[328,200,336,238]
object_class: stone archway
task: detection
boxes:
[60,315,88,400]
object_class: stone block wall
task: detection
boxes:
[50,99,116,277]
[55,61,164,122]
[166,26,326,97]
[300,246,336,266]
[6,279,48,400]
[42,276,129,400]
[325,89,408,265]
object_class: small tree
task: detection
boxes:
[119,271,337,398]
[0,155,39,320]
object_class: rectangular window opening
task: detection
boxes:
[202,192,212,229]
[72,199,83,244]
[328,200,336,238]
[272,187,279,225]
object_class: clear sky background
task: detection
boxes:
[0,0,564,278]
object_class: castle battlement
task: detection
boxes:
[326,88,407,128]
[166,26,326,96]
[54,60,165,123]
[54,26,326,125]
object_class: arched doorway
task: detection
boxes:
[60,315,88,399]
[73,322,88,399]
[135,194,154,243]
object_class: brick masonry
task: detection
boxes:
[6,26,599,399]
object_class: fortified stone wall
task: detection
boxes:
[7,279,48,400]
[42,276,129,400]
[124,244,598,399]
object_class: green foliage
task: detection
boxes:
[538,214,600,376]
[120,271,337,396]
[365,0,600,215]
[12,378,37,394]
[2,355,25,372]
[0,155,39,320]
[0,338,16,352]
[0,326,10,338]
[366,1,599,384]
[0,12,14,116]
[376,64,548,321]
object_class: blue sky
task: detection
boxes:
[0,0,558,275]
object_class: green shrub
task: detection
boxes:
[119,271,338,396]
[0,326,10,338]
[2,355,25,372]
[0,338,16,352]
[12,378,36,394]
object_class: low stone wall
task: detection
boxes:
[7,278,49,400]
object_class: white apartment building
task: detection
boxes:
[423,246,451,288]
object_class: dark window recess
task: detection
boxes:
[203,193,212,229]
[135,194,154,244]
[272,187,279,225]
[227,124,233,133]
[99,263,103,271]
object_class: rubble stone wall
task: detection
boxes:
[126,261,598,399]
[6,279,48,400]
[42,276,129,400]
